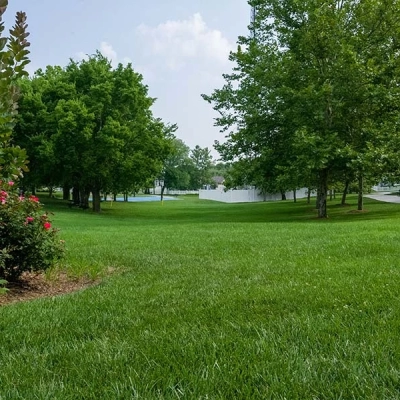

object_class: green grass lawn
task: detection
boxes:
[1,195,400,399]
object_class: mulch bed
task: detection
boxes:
[0,272,97,306]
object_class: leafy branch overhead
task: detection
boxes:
[0,0,30,179]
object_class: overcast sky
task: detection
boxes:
[5,1,251,158]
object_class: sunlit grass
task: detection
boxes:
[0,195,400,398]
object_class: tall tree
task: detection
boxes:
[189,145,213,189]
[204,0,400,217]
[158,137,192,200]
[15,54,173,211]
[16,66,76,194]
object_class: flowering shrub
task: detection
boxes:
[0,181,64,281]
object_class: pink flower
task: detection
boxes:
[8,181,14,186]
[26,217,34,223]
[0,190,7,204]
[29,195,39,202]
[43,222,51,230]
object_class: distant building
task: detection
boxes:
[199,187,311,203]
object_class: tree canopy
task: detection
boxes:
[14,53,173,211]
[204,0,400,217]
[158,139,214,199]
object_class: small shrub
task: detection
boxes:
[0,180,65,281]
[0,279,7,295]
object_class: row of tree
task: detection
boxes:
[12,54,215,211]
[14,53,174,211]
[204,0,400,217]
[159,140,214,197]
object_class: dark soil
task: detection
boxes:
[0,272,97,306]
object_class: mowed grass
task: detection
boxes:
[1,195,400,399]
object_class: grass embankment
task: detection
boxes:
[1,196,400,399]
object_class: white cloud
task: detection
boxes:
[100,41,117,64]
[75,42,132,67]
[75,51,89,61]
[137,13,233,70]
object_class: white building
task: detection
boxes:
[199,187,311,203]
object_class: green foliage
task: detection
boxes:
[0,278,7,294]
[0,181,64,281]
[0,2,30,179]
[14,54,174,211]
[160,140,214,191]
[0,4,64,283]
[205,0,400,217]
[189,145,213,189]
[161,137,191,190]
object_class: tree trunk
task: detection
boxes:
[329,189,333,201]
[280,190,286,201]
[317,168,328,218]
[63,185,70,200]
[48,186,54,198]
[113,193,117,201]
[161,185,166,202]
[92,188,101,213]
[357,173,363,211]
[307,188,311,204]
[293,189,297,203]
[124,192,128,202]
[72,186,80,204]
[341,180,350,205]
[262,191,267,202]
[80,188,89,209]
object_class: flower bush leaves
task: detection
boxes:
[0,4,63,283]
[0,181,64,280]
